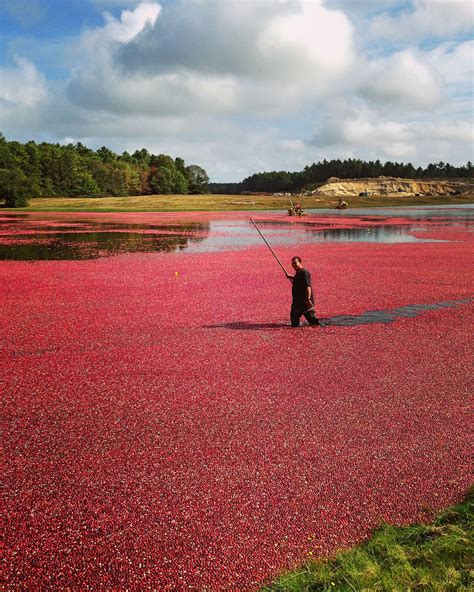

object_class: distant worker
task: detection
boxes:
[286,256,321,327]
[337,198,348,209]
[288,201,302,216]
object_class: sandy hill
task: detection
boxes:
[311,176,472,197]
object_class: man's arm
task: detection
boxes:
[286,272,294,281]
[304,270,313,307]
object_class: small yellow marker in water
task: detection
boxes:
[175,271,179,278]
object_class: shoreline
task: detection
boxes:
[2,193,473,213]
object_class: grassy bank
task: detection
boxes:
[263,490,473,592]
[3,192,474,212]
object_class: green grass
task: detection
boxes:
[263,490,473,592]
[2,192,474,212]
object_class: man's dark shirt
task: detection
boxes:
[292,268,314,307]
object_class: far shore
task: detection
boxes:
[3,192,474,213]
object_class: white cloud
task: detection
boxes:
[66,0,357,118]
[146,0,356,83]
[370,0,474,41]
[1,0,472,180]
[310,108,473,164]
[428,120,473,143]
[0,56,47,108]
[116,1,293,78]
[311,109,414,155]
[427,40,474,86]
[68,70,240,116]
[259,1,355,78]
[142,123,316,181]
[279,139,307,152]
[99,1,160,43]
[344,117,415,159]
[359,49,442,109]
[78,1,161,55]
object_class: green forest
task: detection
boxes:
[0,135,209,207]
[1,134,473,207]
[211,158,473,194]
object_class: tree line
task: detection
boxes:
[3,134,472,206]
[0,135,209,207]
[210,158,473,194]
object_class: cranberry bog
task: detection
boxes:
[2,206,473,590]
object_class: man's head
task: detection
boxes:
[291,256,302,271]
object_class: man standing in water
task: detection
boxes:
[286,256,321,327]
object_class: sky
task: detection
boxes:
[0,0,472,181]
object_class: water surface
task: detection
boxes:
[1,205,472,260]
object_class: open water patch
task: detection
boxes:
[0,217,209,260]
[184,220,448,253]
[305,204,474,218]
[324,299,471,327]
[1,206,473,259]
[207,299,471,330]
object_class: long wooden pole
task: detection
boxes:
[250,217,289,276]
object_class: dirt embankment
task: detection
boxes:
[312,176,473,198]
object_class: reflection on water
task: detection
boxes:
[0,232,208,260]
[306,204,474,218]
[1,205,473,260]
[243,222,441,247]
[0,216,209,260]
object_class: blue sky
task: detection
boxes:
[0,0,472,181]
